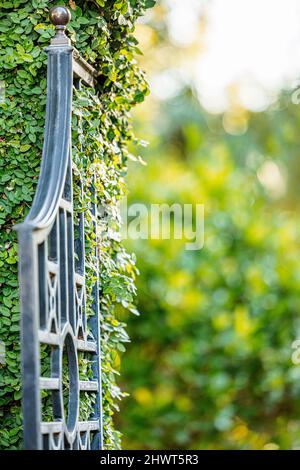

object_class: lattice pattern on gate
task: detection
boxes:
[15,7,102,450]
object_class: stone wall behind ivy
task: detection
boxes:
[0,0,155,449]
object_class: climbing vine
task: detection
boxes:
[0,0,155,449]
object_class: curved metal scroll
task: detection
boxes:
[15,9,102,450]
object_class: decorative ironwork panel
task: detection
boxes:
[15,7,103,450]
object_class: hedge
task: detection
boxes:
[0,0,155,450]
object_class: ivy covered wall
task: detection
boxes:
[0,0,154,449]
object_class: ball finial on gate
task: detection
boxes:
[49,6,71,46]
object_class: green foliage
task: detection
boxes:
[119,89,300,449]
[0,0,154,449]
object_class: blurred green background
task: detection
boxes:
[117,0,300,449]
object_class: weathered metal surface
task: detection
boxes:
[15,7,103,450]
[73,49,97,87]
[0,340,5,365]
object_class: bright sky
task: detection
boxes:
[156,0,300,113]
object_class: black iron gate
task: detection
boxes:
[15,7,103,450]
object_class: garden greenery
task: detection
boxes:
[0,0,155,449]
[121,89,300,449]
